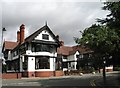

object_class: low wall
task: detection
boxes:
[2,71,64,79]
[35,71,63,77]
[55,71,63,76]
[35,71,54,77]
[22,71,35,77]
[2,72,21,79]
[100,68,113,73]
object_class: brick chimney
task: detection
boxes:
[60,41,64,46]
[20,24,25,44]
[56,35,59,40]
[17,31,20,42]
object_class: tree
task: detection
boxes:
[74,2,120,68]
[75,24,119,68]
[98,2,120,32]
[99,2,120,66]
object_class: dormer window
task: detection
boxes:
[42,34,49,40]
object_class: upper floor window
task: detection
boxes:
[42,34,49,40]
[32,43,56,53]
[76,55,79,58]
[13,51,18,57]
[63,56,67,59]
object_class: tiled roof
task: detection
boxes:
[57,46,73,56]
[4,41,19,50]
[57,45,93,56]
[3,25,60,51]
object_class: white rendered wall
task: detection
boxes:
[8,51,11,60]
[34,30,55,42]
[26,50,57,57]
[68,55,74,61]
[67,51,80,70]
[28,57,35,71]
[73,51,79,70]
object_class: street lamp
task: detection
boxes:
[1,27,6,59]
[1,28,6,73]
[103,57,106,85]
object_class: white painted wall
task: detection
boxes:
[28,57,35,71]
[68,55,74,61]
[73,51,79,70]
[8,51,11,60]
[50,57,56,71]
[66,51,80,70]
[26,50,57,57]
[34,30,55,42]
[20,56,23,72]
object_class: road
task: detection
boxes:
[2,72,120,88]
[2,74,102,88]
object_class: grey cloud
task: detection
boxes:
[2,2,108,45]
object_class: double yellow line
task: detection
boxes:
[90,80,96,86]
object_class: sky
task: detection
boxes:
[1,0,109,47]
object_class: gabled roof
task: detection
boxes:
[57,45,93,56]
[71,46,92,54]
[25,25,59,43]
[57,46,73,56]
[3,24,60,52]
[3,41,19,50]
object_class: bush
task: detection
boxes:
[114,67,120,71]
[91,67,95,72]
[2,64,7,73]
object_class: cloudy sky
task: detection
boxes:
[1,0,109,46]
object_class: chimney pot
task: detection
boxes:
[20,24,25,29]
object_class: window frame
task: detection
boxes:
[35,56,50,69]
[42,34,49,40]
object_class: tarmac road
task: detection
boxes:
[2,74,101,87]
[2,72,120,88]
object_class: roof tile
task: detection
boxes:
[4,41,19,50]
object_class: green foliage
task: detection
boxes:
[114,67,120,71]
[2,64,7,73]
[75,24,119,56]
[98,2,120,30]
[74,2,120,67]
[91,67,95,72]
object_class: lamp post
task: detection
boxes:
[1,28,6,53]
[1,28,6,58]
[103,57,106,85]
[1,28,6,73]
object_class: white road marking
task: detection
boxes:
[90,80,96,86]
[3,82,40,86]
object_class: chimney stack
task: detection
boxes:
[20,24,25,44]
[56,35,59,40]
[17,31,20,42]
[60,41,64,46]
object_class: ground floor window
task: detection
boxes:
[23,56,28,70]
[35,56,50,69]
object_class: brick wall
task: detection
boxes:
[55,71,63,76]
[35,71,54,77]
[2,72,21,79]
